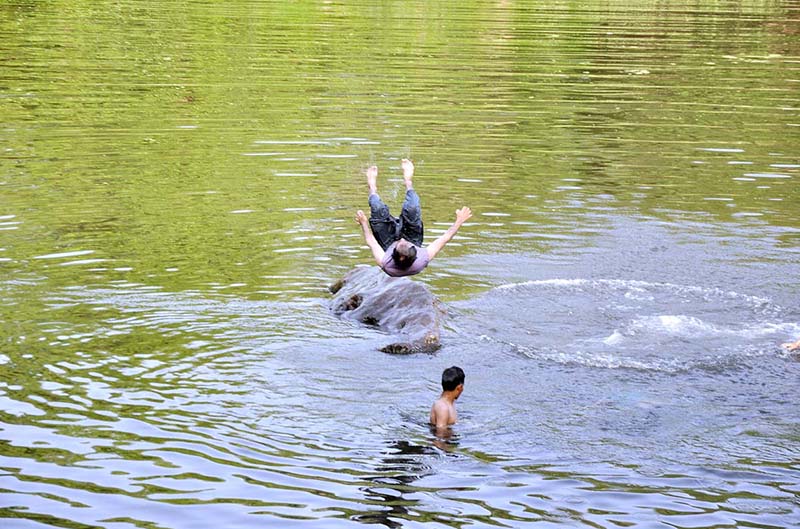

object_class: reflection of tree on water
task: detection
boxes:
[352,437,458,528]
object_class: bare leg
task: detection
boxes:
[401,159,414,190]
[366,165,398,250]
[367,165,378,195]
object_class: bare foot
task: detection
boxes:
[401,159,414,189]
[366,166,378,194]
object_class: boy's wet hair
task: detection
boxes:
[392,244,417,269]
[441,366,465,391]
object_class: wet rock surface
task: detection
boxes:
[329,266,444,354]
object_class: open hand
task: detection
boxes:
[355,210,369,226]
[455,206,472,225]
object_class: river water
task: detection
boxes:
[1,1,799,528]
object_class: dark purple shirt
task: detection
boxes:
[381,241,430,277]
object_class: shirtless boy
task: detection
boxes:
[430,366,465,431]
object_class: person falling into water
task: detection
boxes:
[355,159,472,277]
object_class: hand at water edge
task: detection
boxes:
[781,339,800,351]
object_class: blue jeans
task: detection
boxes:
[369,190,424,250]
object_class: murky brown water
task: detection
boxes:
[1,1,799,527]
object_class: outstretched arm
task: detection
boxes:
[355,210,385,266]
[426,206,472,260]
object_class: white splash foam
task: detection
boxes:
[603,331,624,345]
[493,278,774,307]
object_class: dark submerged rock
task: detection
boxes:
[329,266,444,354]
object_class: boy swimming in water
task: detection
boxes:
[355,159,472,277]
[430,366,465,431]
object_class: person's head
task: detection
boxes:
[441,366,465,396]
[392,239,418,269]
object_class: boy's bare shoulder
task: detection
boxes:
[431,398,456,427]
